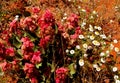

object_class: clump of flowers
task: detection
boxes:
[0,2,120,83]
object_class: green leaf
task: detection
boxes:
[68,63,76,77]
[13,39,21,48]
[0,68,4,76]
[24,32,36,42]
[55,24,58,34]
[10,35,22,48]
[17,49,22,56]
[36,63,42,69]
[51,63,55,73]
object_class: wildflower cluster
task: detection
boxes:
[0,2,120,83]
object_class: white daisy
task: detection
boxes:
[97,26,102,31]
[63,17,67,20]
[90,16,94,19]
[81,9,86,12]
[113,39,118,44]
[114,75,119,80]
[76,45,80,49]
[110,44,114,50]
[90,35,95,40]
[70,50,75,54]
[95,31,100,35]
[106,50,110,54]
[79,59,84,66]
[113,67,118,72]
[100,52,105,57]
[96,67,101,72]
[81,22,86,27]
[92,11,97,14]
[115,47,119,53]
[92,40,100,46]
[110,20,114,23]
[83,43,88,49]
[89,25,94,32]
[100,34,107,39]
[79,35,84,39]
[115,80,120,83]
[94,26,98,29]
[15,15,19,21]
[83,53,88,57]
[100,58,106,63]
[64,13,67,16]
[93,64,98,68]
[66,49,69,53]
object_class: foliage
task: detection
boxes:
[0,0,120,83]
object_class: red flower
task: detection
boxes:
[67,14,78,27]
[24,63,34,74]
[55,67,68,83]
[9,20,17,28]
[21,37,34,50]
[6,47,15,57]
[32,7,40,13]
[70,27,82,39]
[31,51,41,64]
[43,10,54,23]
[38,10,55,31]
[0,61,12,72]
[39,36,50,48]
[30,77,38,83]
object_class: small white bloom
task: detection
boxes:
[76,45,80,49]
[93,64,98,68]
[87,35,90,38]
[61,19,64,22]
[83,53,88,57]
[63,17,67,20]
[90,35,95,40]
[110,20,114,23]
[100,34,107,39]
[64,13,67,16]
[89,25,94,32]
[66,49,69,53]
[101,41,106,45]
[115,47,120,53]
[94,26,98,29]
[79,35,84,39]
[100,58,106,63]
[68,0,71,1]
[79,59,84,66]
[113,39,118,43]
[83,43,88,49]
[78,6,81,9]
[81,22,86,27]
[70,50,75,54]
[81,9,86,12]
[15,15,19,21]
[92,40,100,46]
[97,26,102,31]
[92,11,97,14]
[90,16,94,19]
[115,80,120,83]
[114,75,119,80]
[100,52,105,57]
[113,67,118,72]
[95,31,100,35]
[110,44,114,50]
[106,50,110,54]
[96,67,101,72]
